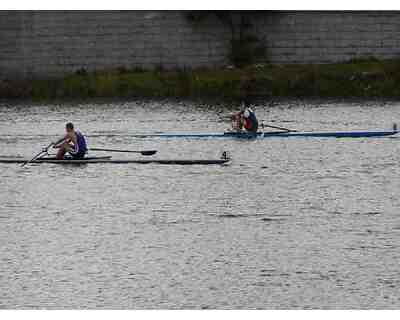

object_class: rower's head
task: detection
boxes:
[66,122,74,133]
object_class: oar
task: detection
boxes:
[261,123,297,132]
[90,148,157,156]
[21,142,54,167]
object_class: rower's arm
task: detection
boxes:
[53,135,68,147]
[70,133,78,146]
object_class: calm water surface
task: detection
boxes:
[1,99,400,309]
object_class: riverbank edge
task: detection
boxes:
[2,59,400,100]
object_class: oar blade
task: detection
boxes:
[140,150,157,156]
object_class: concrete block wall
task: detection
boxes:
[253,11,400,63]
[0,11,400,79]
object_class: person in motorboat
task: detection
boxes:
[53,122,88,159]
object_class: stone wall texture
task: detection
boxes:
[1,11,400,79]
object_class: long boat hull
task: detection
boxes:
[130,130,398,139]
[0,158,230,165]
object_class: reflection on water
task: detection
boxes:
[1,99,400,308]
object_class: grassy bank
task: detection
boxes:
[2,59,400,100]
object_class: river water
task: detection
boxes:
[1,99,400,309]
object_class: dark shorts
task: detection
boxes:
[69,152,86,159]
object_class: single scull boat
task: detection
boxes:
[129,129,398,139]
[1,156,230,165]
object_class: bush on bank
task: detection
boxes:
[2,58,400,100]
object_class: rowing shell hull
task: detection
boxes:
[130,130,398,139]
[0,158,230,165]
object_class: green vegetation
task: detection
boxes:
[2,58,400,100]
